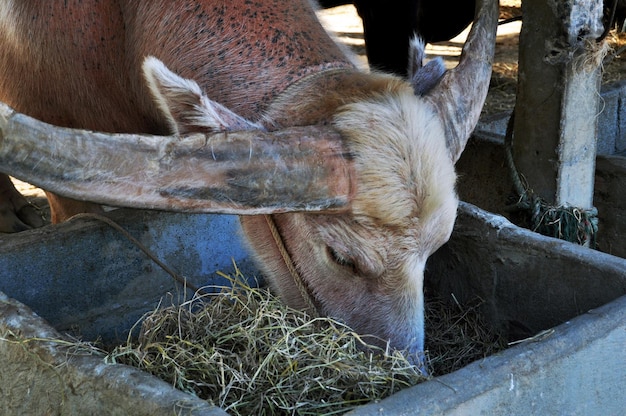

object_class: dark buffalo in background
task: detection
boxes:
[317,0,476,76]
[318,0,626,77]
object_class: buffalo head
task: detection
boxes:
[139,0,496,364]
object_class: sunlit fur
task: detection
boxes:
[336,89,458,235]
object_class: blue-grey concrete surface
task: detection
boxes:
[600,80,626,155]
[0,209,260,343]
[427,203,626,335]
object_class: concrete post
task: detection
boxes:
[513,0,605,209]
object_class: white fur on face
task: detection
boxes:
[333,86,458,253]
[394,253,427,354]
[289,87,459,357]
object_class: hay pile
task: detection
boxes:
[107,277,424,415]
[106,273,505,415]
[425,294,507,376]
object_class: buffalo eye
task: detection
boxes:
[326,246,358,274]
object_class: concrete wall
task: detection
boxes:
[0,210,257,343]
[598,80,626,155]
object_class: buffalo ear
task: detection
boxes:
[407,37,446,96]
[142,56,263,134]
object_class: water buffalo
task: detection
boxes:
[317,0,476,75]
[0,0,497,364]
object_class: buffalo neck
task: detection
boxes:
[124,0,354,122]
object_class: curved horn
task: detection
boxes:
[0,102,353,215]
[425,0,498,162]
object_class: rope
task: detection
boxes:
[68,212,320,314]
[264,214,319,317]
[504,111,599,247]
[68,212,206,295]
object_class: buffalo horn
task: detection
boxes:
[425,0,498,163]
[0,101,354,215]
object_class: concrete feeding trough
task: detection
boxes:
[0,211,258,344]
[1,196,625,414]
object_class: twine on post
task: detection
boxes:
[504,111,599,247]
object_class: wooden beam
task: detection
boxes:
[512,0,605,209]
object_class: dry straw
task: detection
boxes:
[106,270,506,415]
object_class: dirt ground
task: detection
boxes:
[14,0,626,217]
